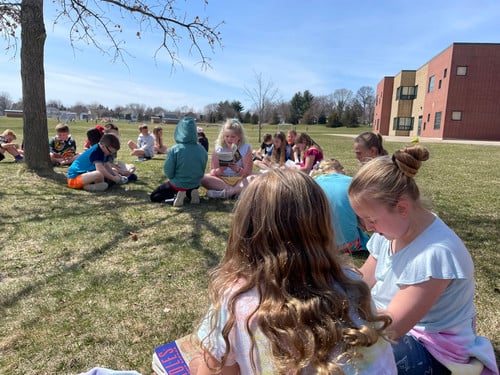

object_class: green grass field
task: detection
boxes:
[0,118,499,374]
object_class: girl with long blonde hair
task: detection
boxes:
[201,118,255,199]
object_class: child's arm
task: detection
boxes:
[384,278,452,339]
[237,148,253,176]
[298,153,315,173]
[292,144,300,163]
[95,162,122,184]
[210,152,227,176]
[1,142,18,149]
[189,351,240,375]
[359,255,377,288]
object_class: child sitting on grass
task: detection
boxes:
[150,117,207,206]
[348,145,498,374]
[49,123,79,166]
[251,132,273,161]
[127,124,155,161]
[67,134,127,192]
[0,129,24,163]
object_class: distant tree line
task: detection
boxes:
[1,85,375,128]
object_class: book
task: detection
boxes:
[152,335,198,375]
[285,159,300,168]
[216,150,234,167]
[218,160,233,167]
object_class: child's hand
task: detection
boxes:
[230,163,242,174]
[118,176,128,185]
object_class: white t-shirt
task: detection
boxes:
[368,214,476,331]
[197,269,397,374]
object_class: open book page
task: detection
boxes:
[285,159,300,168]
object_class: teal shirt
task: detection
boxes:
[164,117,208,189]
[315,173,369,251]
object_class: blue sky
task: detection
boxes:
[1,0,500,113]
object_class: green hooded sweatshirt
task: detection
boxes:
[164,117,208,189]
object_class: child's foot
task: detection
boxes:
[190,189,200,204]
[83,182,108,192]
[207,189,226,199]
[14,156,24,163]
[173,191,186,207]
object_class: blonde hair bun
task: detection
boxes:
[392,145,430,178]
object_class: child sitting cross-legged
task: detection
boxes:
[67,134,128,192]
[49,123,79,166]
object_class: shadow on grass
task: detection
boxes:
[0,231,123,311]
[0,181,234,314]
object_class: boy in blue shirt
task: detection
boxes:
[67,134,127,191]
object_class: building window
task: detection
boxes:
[428,76,435,92]
[393,117,414,131]
[396,86,418,100]
[434,112,442,129]
[444,68,447,78]
[457,66,468,76]
[438,79,442,89]
[451,111,462,121]
[427,113,431,122]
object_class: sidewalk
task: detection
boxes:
[329,134,500,147]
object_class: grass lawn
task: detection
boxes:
[0,118,499,374]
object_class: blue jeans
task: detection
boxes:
[392,334,451,375]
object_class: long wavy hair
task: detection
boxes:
[215,118,248,150]
[270,131,287,165]
[201,169,391,374]
[296,132,322,153]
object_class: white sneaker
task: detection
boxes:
[190,189,200,204]
[83,182,108,192]
[173,191,186,207]
[207,189,226,199]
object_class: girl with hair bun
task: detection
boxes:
[191,168,396,374]
[348,145,498,374]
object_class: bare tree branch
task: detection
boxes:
[245,71,280,141]
[0,1,21,54]
[50,0,223,69]
[0,0,223,172]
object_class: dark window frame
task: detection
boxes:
[456,66,468,76]
[428,75,435,93]
[393,117,414,131]
[434,111,442,129]
[396,86,418,100]
[451,111,462,121]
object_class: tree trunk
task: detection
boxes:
[21,0,52,171]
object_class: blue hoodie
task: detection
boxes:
[164,117,208,189]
